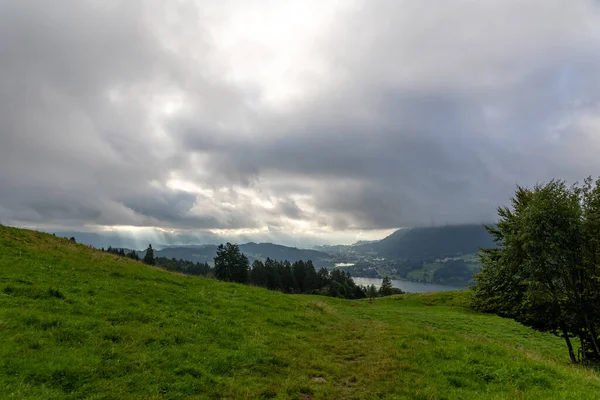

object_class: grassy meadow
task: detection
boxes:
[1,225,599,399]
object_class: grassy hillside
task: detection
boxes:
[1,226,599,399]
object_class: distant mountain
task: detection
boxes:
[52,225,493,267]
[352,239,379,246]
[151,242,331,266]
[240,243,329,263]
[49,231,152,250]
[152,245,217,263]
[313,239,380,254]
[313,244,351,254]
[354,224,494,260]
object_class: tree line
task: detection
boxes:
[103,246,140,261]
[474,178,600,364]
[100,242,402,300]
[213,242,403,299]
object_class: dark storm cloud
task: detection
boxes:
[0,0,250,230]
[173,0,600,229]
[2,0,600,243]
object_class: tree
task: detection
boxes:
[293,260,317,293]
[127,250,139,261]
[367,284,377,303]
[213,243,249,283]
[250,260,268,287]
[473,179,600,364]
[280,261,297,293]
[316,267,330,288]
[143,244,155,265]
[292,260,307,292]
[379,276,394,297]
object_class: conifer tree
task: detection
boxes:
[379,276,394,297]
[143,244,155,265]
[214,243,249,283]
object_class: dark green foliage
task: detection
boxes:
[214,243,249,283]
[154,257,212,276]
[142,244,155,266]
[473,179,600,364]
[250,257,365,299]
[367,284,377,302]
[103,246,213,275]
[433,260,471,285]
[392,259,426,278]
[250,260,268,286]
[103,246,140,261]
[319,269,366,299]
[279,261,297,293]
[379,276,393,297]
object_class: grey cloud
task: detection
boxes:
[172,1,600,229]
[273,199,306,221]
[0,0,246,230]
[2,0,600,245]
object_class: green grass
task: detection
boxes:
[1,226,599,399]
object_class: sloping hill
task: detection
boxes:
[1,225,598,399]
[356,224,495,260]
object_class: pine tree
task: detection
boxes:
[143,244,155,265]
[379,276,394,297]
[367,284,377,303]
[250,260,268,287]
[213,243,249,283]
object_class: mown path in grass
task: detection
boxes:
[1,225,599,399]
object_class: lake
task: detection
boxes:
[353,277,465,293]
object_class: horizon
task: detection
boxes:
[26,222,490,251]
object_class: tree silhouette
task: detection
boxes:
[214,243,249,283]
[379,276,393,297]
[143,244,155,265]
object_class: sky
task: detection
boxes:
[2,0,600,248]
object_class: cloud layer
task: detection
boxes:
[2,0,600,245]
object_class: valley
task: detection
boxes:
[67,224,494,289]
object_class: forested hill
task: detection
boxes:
[152,243,330,266]
[354,224,495,259]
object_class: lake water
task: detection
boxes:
[353,277,465,293]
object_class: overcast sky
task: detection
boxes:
[2,0,600,247]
